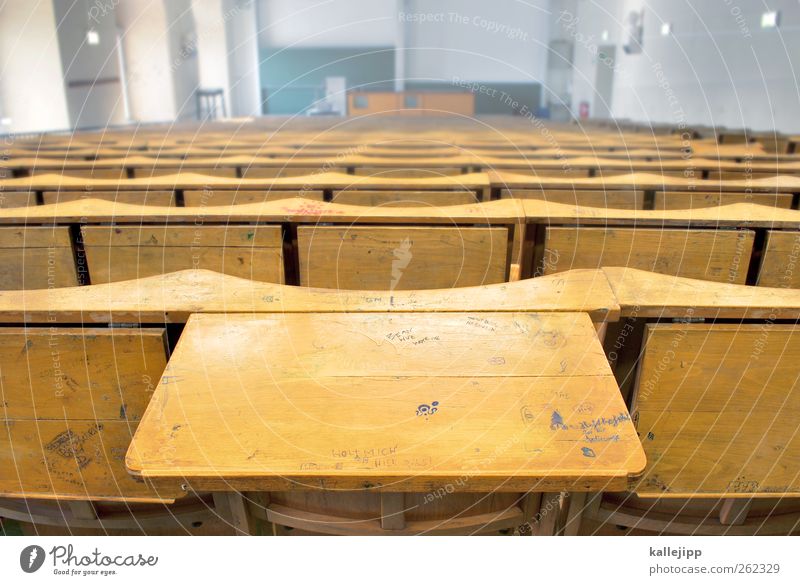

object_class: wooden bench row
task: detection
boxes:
[1,197,800,291]
[1,171,797,210]
[0,267,798,535]
[5,153,800,182]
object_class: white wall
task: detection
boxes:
[256,0,551,87]
[0,0,70,133]
[563,0,800,132]
[404,0,551,83]
[258,0,396,47]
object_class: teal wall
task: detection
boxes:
[260,47,395,115]
[406,81,542,115]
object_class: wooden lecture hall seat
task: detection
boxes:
[1,118,799,536]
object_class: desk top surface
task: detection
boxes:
[126,311,645,493]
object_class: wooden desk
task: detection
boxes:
[127,311,644,534]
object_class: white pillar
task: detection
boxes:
[191,0,232,115]
[163,0,200,121]
[116,0,176,122]
[224,0,261,117]
[51,0,128,129]
[394,0,407,91]
[0,0,70,133]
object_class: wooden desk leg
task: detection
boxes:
[517,491,542,535]
[559,492,587,536]
[532,492,561,536]
[719,498,753,526]
[213,492,257,536]
[380,493,406,530]
[574,491,604,535]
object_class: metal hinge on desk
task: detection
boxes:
[672,317,705,323]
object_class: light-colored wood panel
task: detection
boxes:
[757,230,800,288]
[0,268,619,324]
[298,226,508,289]
[82,225,284,284]
[545,227,754,284]
[498,168,591,178]
[493,169,800,193]
[603,267,800,320]
[331,190,478,207]
[31,168,127,179]
[419,93,475,116]
[0,192,35,208]
[503,189,643,209]
[148,312,608,379]
[126,312,645,493]
[1,419,181,501]
[241,167,344,178]
[352,167,465,178]
[707,171,783,180]
[0,226,72,248]
[183,189,323,206]
[43,190,175,206]
[633,324,800,497]
[0,227,78,290]
[132,167,236,178]
[655,191,793,209]
[0,327,166,420]
[597,170,686,178]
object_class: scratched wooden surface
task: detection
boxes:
[4,266,800,325]
[182,189,323,206]
[8,154,800,176]
[352,167,467,178]
[331,190,478,207]
[0,192,36,208]
[42,190,176,206]
[82,225,284,284]
[0,327,180,502]
[1,420,182,502]
[30,168,127,179]
[501,188,645,210]
[757,231,800,288]
[0,171,492,192]
[132,167,237,179]
[0,268,619,324]
[493,170,800,193]
[126,312,645,492]
[298,226,509,290]
[5,170,800,195]
[632,323,800,498]
[0,328,165,420]
[603,267,800,319]
[654,191,793,210]
[3,195,800,229]
[0,226,78,290]
[0,196,523,224]
[545,227,754,284]
[240,167,345,178]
